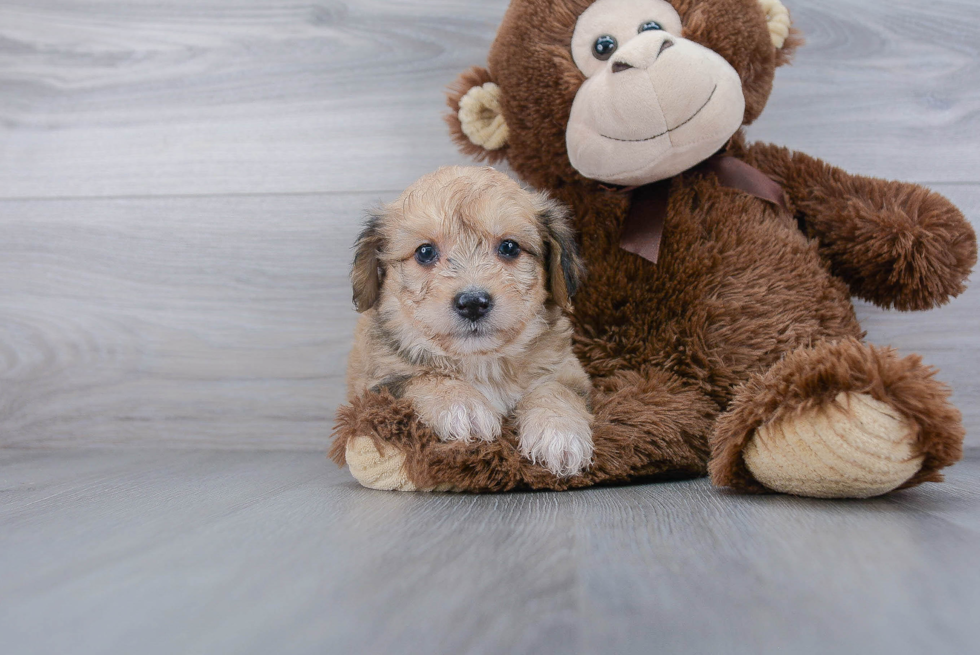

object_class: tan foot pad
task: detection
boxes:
[345,436,417,491]
[743,392,924,499]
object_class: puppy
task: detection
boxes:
[345,166,594,477]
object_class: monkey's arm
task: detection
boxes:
[732,136,977,311]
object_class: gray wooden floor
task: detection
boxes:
[2,1,980,653]
[2,448,979,655]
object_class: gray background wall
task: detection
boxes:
[1,0,978,450]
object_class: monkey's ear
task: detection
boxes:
[759,0,803,66]
[536,197,585,312]
[446,66,510,165]
[351,212,385,312]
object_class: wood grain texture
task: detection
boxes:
[1,448,978,655]
[2,2,978,652]
[0,0,977,450]
[746,0,980,184]
[1,187,975,449]
[0,0,978,200]
[0,193,368,449]
[0,0,502,199]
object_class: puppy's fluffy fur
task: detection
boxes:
[346,166,594,477]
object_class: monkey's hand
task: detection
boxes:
[735,137,977,311]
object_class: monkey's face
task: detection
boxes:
[447,0,794,191]
[565,0,746,186]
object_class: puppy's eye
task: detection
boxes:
[498,239,521,259]
[414,244,438,265]
[592,35,617,61]
[639,21,663,33]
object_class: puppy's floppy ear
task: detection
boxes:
[446,66,509,165]
[536,196,585,312]
[351,211,385,313]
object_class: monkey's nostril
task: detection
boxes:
[454,290,494,322]
[611,61,633,74]
[659,39,675,56]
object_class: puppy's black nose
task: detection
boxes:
[454,290,493,322]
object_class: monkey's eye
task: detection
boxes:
[592,35,617,61]
[414,244,438,265]
[498,239,521,259]
[639,21,663,33]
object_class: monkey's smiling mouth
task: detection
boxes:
[599,85,718,143]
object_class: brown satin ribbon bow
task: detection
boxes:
[619,153,790,264]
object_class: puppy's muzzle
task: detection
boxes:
[454,290,493,322]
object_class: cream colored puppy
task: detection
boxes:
[346,166,594,477]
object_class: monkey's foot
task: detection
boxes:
[710,339,964,498]
[743,392,922,498]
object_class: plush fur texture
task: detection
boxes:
[447,67,508,165]
[332,0,975,496]
[346,167,595,477]
[710,338,965,493]
[729,134,977,311]
[332,367,714,492]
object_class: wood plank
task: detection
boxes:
[0,0,978,200]
[0,0,504,199]
[747,0,980,184]
[1,185,977,449]
[1,448,978,654]
[573,454,980,655]
[0,193,368,449]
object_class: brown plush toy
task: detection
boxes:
[331,0,977,498]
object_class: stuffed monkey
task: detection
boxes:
[332,0,976,498]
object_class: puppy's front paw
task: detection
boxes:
[416,395,501,443]
[435,399,502,443]
[518,410,594,477]
[405,378,502,443]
